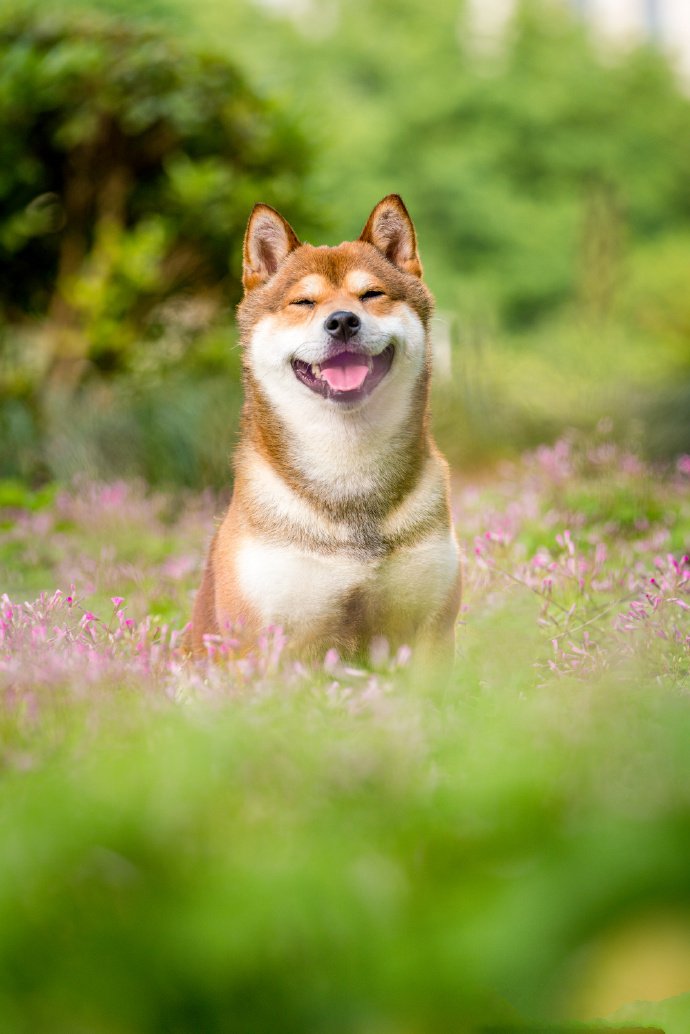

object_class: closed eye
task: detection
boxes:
[360,290,385,300]
[290,298,315,307]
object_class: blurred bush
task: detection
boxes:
[0,7,315,358]
[0,6,320,485]
[2,0,690,484]
[198,0,690,324]
[194,0,690,464]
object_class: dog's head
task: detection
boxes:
[237,196,434,422]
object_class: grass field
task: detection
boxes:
[1,432,689,1032]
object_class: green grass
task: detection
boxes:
[1,435,689,1032]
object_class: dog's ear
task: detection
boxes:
[242,204,301,291]
[359,194,422,278]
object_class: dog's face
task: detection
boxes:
[237,196,433,425]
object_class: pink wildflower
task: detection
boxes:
[324,648,339,674]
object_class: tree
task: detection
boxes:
[207,0,690,325]
[0,8,316,383]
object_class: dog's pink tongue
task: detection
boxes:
[319,353,369,392]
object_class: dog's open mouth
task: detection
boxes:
[292,345,394,401]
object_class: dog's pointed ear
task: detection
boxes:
[242,204,301,291]
[359,194,422,278]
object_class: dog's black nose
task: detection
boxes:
[324,310,361,341]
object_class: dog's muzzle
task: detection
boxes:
[292,344,394,403]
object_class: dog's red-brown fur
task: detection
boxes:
[190,196,460,661]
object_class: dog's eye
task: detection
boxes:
[361,290,385,300]
[290,298,315,307]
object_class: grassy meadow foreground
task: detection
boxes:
[1,433,690,1032]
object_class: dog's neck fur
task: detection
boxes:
[241,355,429,508]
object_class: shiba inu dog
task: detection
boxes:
[190,195,460,661]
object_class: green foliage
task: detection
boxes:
[5,688,690,1033]
[0,4,321,486]
[184,0,690,326]
[0,6,316,375]
[0,321,244,488]
[618,233,690,356]
[2,0,690,482]
[1,444,690,1031]
[0,478,56,512]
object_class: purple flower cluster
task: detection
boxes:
[457,434,690,680]
[1,434,688,734]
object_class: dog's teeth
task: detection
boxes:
[312,364,321,377]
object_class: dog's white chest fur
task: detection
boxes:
[235,530,458,640]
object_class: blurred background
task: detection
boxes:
[1,0,690,486]
[2,8,690,1031]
